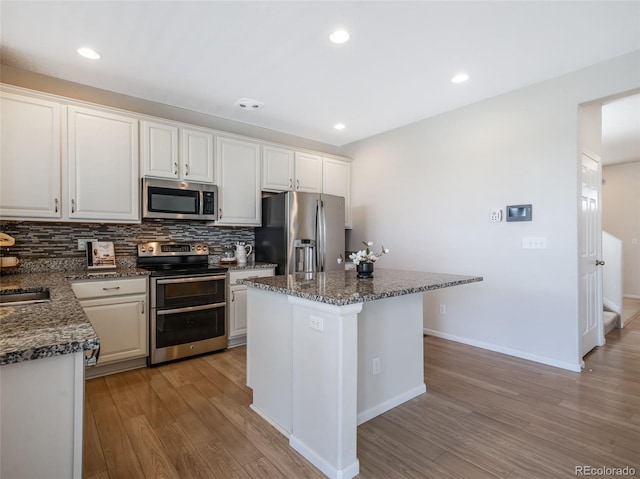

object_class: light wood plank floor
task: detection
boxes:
[85,324,640,478]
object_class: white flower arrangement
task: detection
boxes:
[338,241,389,265]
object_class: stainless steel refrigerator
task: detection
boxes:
[255,191,345,275]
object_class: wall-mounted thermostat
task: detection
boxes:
[506,204,532,222]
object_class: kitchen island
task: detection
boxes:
[243,268,483,479]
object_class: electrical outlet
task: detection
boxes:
[309,316,324,332]
[440,304,446,315]
[522,237,547,249]
[77,238,98,251]
[373,357,380,375]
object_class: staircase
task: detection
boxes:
[602,231,623,335]
[603,308,620,335]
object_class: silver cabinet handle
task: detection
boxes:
[141,300,145,314]
[102,286,121,291]
[174,162,178,175]
[231,291,235,302]
[185,163,189,176]
[54,198,59,213]
[289,178,293,190]
[296,179,300,190]
[219,208,222,219]
[71,198,75,213]
[595,260,606,266]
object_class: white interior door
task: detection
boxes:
[579,151,604,359]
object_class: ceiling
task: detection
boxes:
[1,1,639,147]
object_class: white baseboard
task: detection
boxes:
[623,294,640,299]
[249,404,291,438]
[85,357,147,379]
[423,329,582,372]
[357,384,426,425]
[289,435,360,479]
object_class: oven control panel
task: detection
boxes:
[137,241,209,257]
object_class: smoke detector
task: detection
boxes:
[234,98,264,110]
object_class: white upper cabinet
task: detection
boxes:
[262,145,295,192]
[216,135,261,226]
[140,120,178,179]
[294,152,323,193]
[141,120,214,183]
[0,92,62,219]
[181,126,215,183]
[261,148,323,193]
[67,106,140,223]
[323,157,352,228]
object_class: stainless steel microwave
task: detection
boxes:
[142,178,217,221]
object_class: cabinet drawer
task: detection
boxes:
[71,277,147,299]
[228,268,275,285]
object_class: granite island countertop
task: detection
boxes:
[0,267,149,365]
[241,268,483,306]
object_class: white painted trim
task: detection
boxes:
[424,329,582,372]
[289,435,360,479]
[249,404,291,438]
[357,383,426,425]
[73,352,84,479]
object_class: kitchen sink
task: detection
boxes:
[0,288,51,306]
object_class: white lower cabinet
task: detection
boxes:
[72,277,148,368]
[228,267,275,346]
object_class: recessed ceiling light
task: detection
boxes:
[334,123,346,130]
[234,98,264,110]
[329,30,350,44]
[451,73,470,84]
[77,47,101,60]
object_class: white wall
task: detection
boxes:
[341,51,640,371]
[603,161,640,297]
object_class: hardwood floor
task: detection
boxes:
[85,328,640,478]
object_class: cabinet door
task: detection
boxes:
[79,293,147,365]
[216,136,261,226]
[294,152,323,193]
[67,106,140,222]
[262,145,294,192]
[322,157,352,228]
[0,92,62,219]
[181,126,215,183]
[140,120,179,179]
[229,284,248,339]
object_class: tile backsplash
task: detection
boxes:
[0,220,254,259]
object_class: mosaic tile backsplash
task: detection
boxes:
[0,220,254,260]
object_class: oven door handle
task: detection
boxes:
[156,302,226,315]
[156,275,226,285]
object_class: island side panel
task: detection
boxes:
[246,287,294,435]
[288,296,363,479]
[0,351,85,479]
[357,292,426,424]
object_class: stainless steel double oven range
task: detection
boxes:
[137,241,227,366]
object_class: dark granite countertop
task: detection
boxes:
[0,267,149,365]
[217,261,277,271]
[241,268,483,306]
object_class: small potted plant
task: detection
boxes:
[338,241,389,278]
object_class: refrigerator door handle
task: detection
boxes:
[319,199,326,272]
